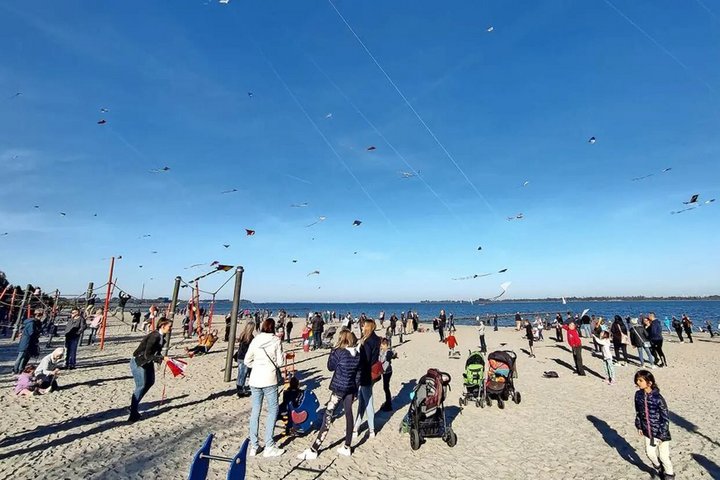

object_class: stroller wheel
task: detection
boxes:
[459,397,466,407]
[446,429,458,447]
[498,398,505,409]
[501,390,510,401]
[477,398,484,408]
[486,397,492,407]
[514,391,522,404]
[410,429,421,451]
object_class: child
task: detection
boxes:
[525,320,536,358]
[385,325,393,349]
[14,364,37,396]
[634,370,674,479]
[298,330,361,460]
[279,376,302,434]
[379,338,394,412]
[593,330,615,384]
[131,310,141,332]
[446,331,459,357]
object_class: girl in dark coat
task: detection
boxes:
[297,330,360,460]
[634,370,674,479]
[610,315,629,365]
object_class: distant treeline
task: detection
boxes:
[421,295,720,304]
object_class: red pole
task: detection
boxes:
[8,288,17,327]
[99,256,116,350]
[195,283,201,332]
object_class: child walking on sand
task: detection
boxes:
[379,338,394,411]
[634,370,674,479]
[593,330,615,384]
[446,331,459,357]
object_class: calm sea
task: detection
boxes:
[198,300,720,326]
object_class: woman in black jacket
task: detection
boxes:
[610,315,630,365]
[128,319,171,422]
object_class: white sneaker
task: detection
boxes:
[337,445,352,456]
[297,448,318,460]
[263,446,285,458]
[368,431,376,439]
[249,447,258,457]
[352,431,359,441]
[651,365,658,369]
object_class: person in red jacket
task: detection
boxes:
[562,321,585,376]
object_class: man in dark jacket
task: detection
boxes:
[353,319,380,438]
[311,312,324,350]
[13,310,43,373]
[64,308,85,369]
[129,318,171,422]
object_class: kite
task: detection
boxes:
[118,255,123,260]
[399,171,417,178]
[291,202,309,208]
[588,137,596,144]
[223,244,230,248]
[307,270,320,276]
[490,281,512,301]
[581,308,590,319]
[353,251,358,255]
[245,229,255,236]
[507,213,524,221]
[166,358,188,377]
[149,166,171,173]
[247,92,253,98]
[221,188,238,194]
[325,113,333,119]
[210,261,220,266]
[151,251,158,254]
[1,232,7,236]
[352,220,362,226]
[671,207,694,215]
[683,194,699,205]
[487,26,494,32]
[631,167,672,182]
[452,268,508,281]
[97,119,107,125]
[477,246,482,251]
[305,216,327,227]
[59,212,66,216]
[9,92,22,99]
[34,205,39,209]
[367,146,376,151]
[292,259,298,263]
[185,263,204,270]
[140,234,151,238]
[139,265,143,268]
[189,264,234,284]
[522,181,530,187]
[93,213,97,217]
[100,108,109,113]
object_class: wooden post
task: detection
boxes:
[86,282,94,312]
[163,276,181,356]
[11,284,32,341]
[8,288,17,333]
[208,294,216,329]
[194,282,201,332]
[98,257,115,350]
[224,267,244,382]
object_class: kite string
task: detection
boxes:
[246,34,398,233]
[602,0,717,95]
[327,0,497,216]
[306,54,464,225]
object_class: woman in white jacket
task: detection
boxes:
[244,318,285,458]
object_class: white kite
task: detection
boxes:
[490,281,511,301]
[305,216,327,227]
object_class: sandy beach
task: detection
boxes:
[1,318,718,480]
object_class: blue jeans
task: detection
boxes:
[354,384,375,433]
[581,325,592,338]
[130,358,155,415]
[14,350,31,374]
[313,331,322,349]
[236,361,249,389]
[65,335,80,368]
[249,385,279,449]
[637,346,655,366]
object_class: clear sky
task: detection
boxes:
[1,0,718,302]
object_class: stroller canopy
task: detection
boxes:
[466,351,485,368]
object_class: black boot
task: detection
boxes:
[128,395,142,422]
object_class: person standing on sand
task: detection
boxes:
[64,308,85,370]
[705,320,714,338]
[645,313,667,367]
[244,318,285,458]
[477,319,487,353]
[353,319,380,440]
[681,315,693,343]
[128,318,171,422]
[514,312,522,331]
[593,330,615,385]
[634,370,675,479]
[629,318,656,369]
[554,313,564,342]
[285,318,293,343]
[562,321,585,375]
[235,321,255,397]
[13,310,43,374]
[671,317,683,342]
[524,320,536,358]
[610,315,629,366]
[438,310,447,342]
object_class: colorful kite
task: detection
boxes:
[245,229,255,236]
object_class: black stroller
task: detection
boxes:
[407,368,457,450]
[484,350,521,409]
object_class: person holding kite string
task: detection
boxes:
[128,318,171,422]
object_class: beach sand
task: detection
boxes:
[1,319,719,479]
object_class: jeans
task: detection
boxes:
[65,335,80,368]
[14,350,31,374]
[312,331,322,349]
[581,324,591,338]
[636,346,655,366]
[236,361,249,389]
[354,384,375,433]
[311,392,354,452]
[249,385,279,449]
[129,357,155,415]
[644,437,673,475]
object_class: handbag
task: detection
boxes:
[371,360,383,383]
[263,348,283,385]
[620,333,630,345]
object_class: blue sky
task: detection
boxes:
[1,0,718,302]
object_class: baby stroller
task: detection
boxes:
[321,326,338,349]
[459,350,485,408]
[407,368,457,450]
[484,350,520,409]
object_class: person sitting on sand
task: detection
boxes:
[128,318,171,422]
[278,376,302,434]
[297,330,361,460]
[14,365,38,396]
[35,347,65,392]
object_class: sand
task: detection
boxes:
[1,318,719,480]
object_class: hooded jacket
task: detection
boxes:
[244,332,284,388]
[328,346,361,395]
[634,388,671,441]
[630,324,649,348]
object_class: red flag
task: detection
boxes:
[166,358,187,377]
